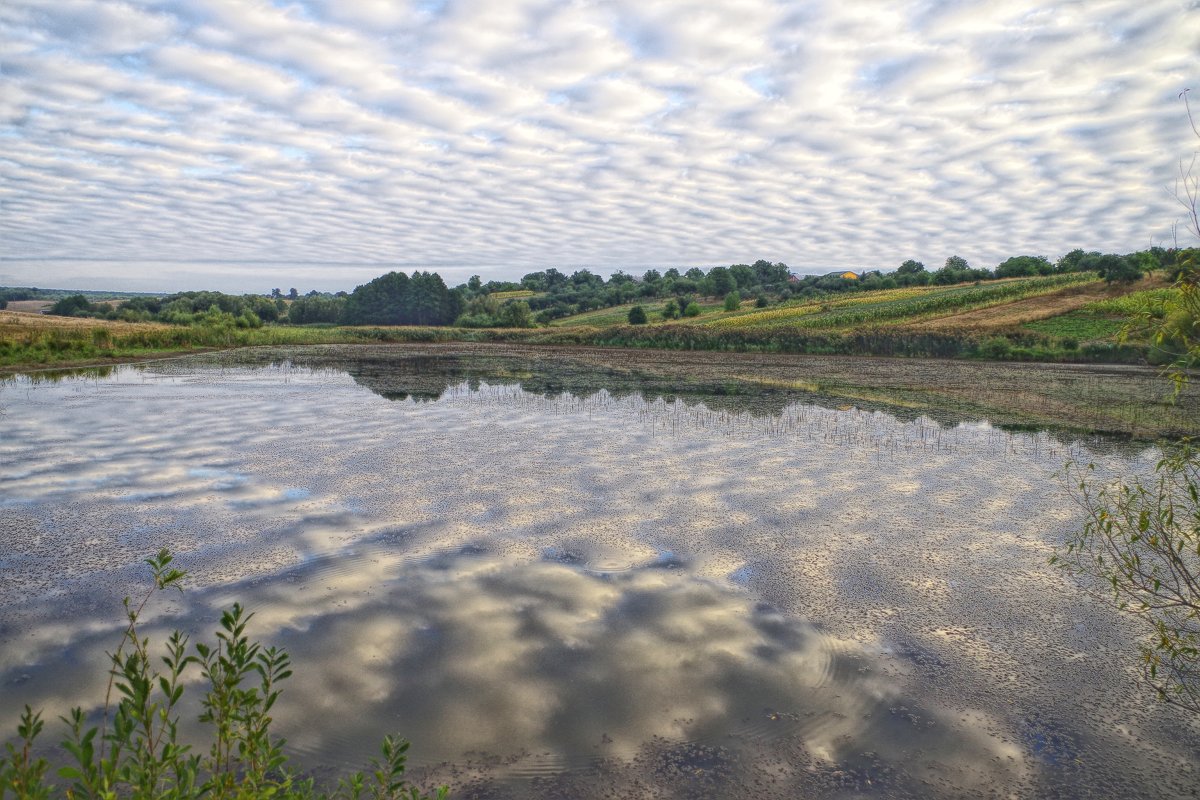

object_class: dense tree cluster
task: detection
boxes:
[488,260,793,323]
[287,293,345,324]
[341,271,462,326]
[0,287,41,307]
[50,291,276,328]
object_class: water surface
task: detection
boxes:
[1,345,1196,798]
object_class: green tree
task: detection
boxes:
[1056,249,1092,273]
[342,271,461,326]
[707,267,736,296]
[287,295,345,324]
[50,294,94,317]
[497,300,533,328]
[627,305,648,324]
[723,291,741,311]
[1089,253,1143,283]
[729,264,755,289]
[995,255,1053,278]
[343,271,411,325]
[682,301,701,317]
[661,299,680,319]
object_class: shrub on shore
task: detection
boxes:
[0,550,446,800]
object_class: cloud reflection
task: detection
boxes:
[1,350,1196,797]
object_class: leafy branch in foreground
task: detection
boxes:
[0,549,447,800]
[1054,447,1200,714]
[1055,94,1200,717]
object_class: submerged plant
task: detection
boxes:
[0,549,446,800]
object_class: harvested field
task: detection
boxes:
[0,309,169,333]
[4,300,53,313]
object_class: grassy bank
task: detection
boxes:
[0,314,367,371]
[0,314,1150,374]
[0,272,1177,373]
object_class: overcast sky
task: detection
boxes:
[2,0,1198,293]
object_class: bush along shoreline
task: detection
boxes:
[0,550,447,800]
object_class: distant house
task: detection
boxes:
[787,273,802,283]
[823,271,860,281]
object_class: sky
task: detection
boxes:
[1,0,1198,294]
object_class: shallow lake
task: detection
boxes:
[2,344,1197,798]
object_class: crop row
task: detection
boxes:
[704,280,1052,329]
[1084,287,1181,316]
[715,274,1093,331]
[704,286,948,329]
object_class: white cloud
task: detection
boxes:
[0,0,1197,290]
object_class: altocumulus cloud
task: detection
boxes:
[0,0,1197,290]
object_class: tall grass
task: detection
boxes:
[0,325,369,369]
[1,317,1149,369]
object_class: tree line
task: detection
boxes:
[34,246,1193,329]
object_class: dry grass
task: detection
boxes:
[0,310,170,334]
[4,300,54,313]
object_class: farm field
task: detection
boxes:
[550,273,1114,336]
[532,272,1178,362]
[0,272,1184,373]
[547,298,729,326]
[3,300,53,313]
[0,309,170,332]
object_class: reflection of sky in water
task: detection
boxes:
[0,352,1196,798]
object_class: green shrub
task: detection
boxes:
[682,302,701,318]
[0,550,446,800]
[978,337,1013,359]
[627,305,648,325]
